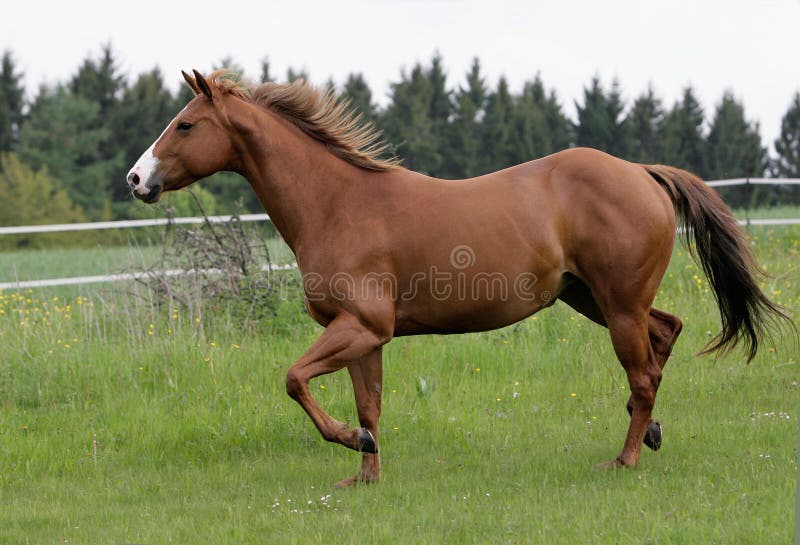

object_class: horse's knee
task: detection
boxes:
[285,369,303,401]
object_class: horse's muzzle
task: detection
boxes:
[127,169,164,203]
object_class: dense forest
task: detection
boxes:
[1,45,799,227]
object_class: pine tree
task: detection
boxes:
[511,78,552,165]
[772,92,800,205]
[380,63,441,174]
[510,75,572,165]
[463,58,487,115]
[259,58,273,83]
[773,93,800,177]
[575,77,631,158]
[287,67,309,83]
[480,77,515,173]
[447,91,481,178]
[426,53,451,137]
[605,80,632,158]
[705,92,765,179]
[69,44,125,119]
[542,89,572,152]
[68,44,127,214]
[445,58,487,178]
[341,73,376,123]
[658,86,706,177]
[706,92,766,207]
[627,86,664,164]
[0,51,25,153]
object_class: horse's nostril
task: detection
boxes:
[130,173,140,187]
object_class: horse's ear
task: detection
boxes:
[182,70,201,95]
[193,69,215,100]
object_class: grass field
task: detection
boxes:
[0,236,295,285]
[731,204,800,220]
[0,226,798,544]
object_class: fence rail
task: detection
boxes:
[0,263,297,291]
[705,177,800,187]
[0,213,271,236]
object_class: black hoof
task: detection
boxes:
[644,421,662,451]
[358,428,378,454]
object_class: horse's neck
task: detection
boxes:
[233,106,369,255]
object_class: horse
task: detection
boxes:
[126,69,789,487]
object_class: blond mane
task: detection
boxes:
[201,70,400,172]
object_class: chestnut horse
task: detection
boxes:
[126,70,787,486]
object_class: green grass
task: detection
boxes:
[733,204,800,220]
[0,227,798,544]
[1,244,164,282]
[0,236,295,284]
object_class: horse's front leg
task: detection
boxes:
[285,312,390,457]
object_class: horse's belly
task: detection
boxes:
[393,284,558,336]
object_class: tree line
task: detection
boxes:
[1,45,800,231]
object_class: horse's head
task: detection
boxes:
[126,70,236,203]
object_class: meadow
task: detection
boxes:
[0,226,798,544]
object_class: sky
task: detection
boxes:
[2,0,799,151]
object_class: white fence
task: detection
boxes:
[0,263,296,291]
[0,213,271,236]
[705,177,800,188]
[2,178,799,290]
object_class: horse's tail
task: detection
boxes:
[642,164,793,362]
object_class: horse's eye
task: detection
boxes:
[177,122,193,131]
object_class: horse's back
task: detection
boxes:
[454,147,676,254]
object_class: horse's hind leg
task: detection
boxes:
[626,308,683,451]
[559,280,679,456]
[600,311,663,468]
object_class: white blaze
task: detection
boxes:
[127,141,161,196]
[126,106,187,197]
